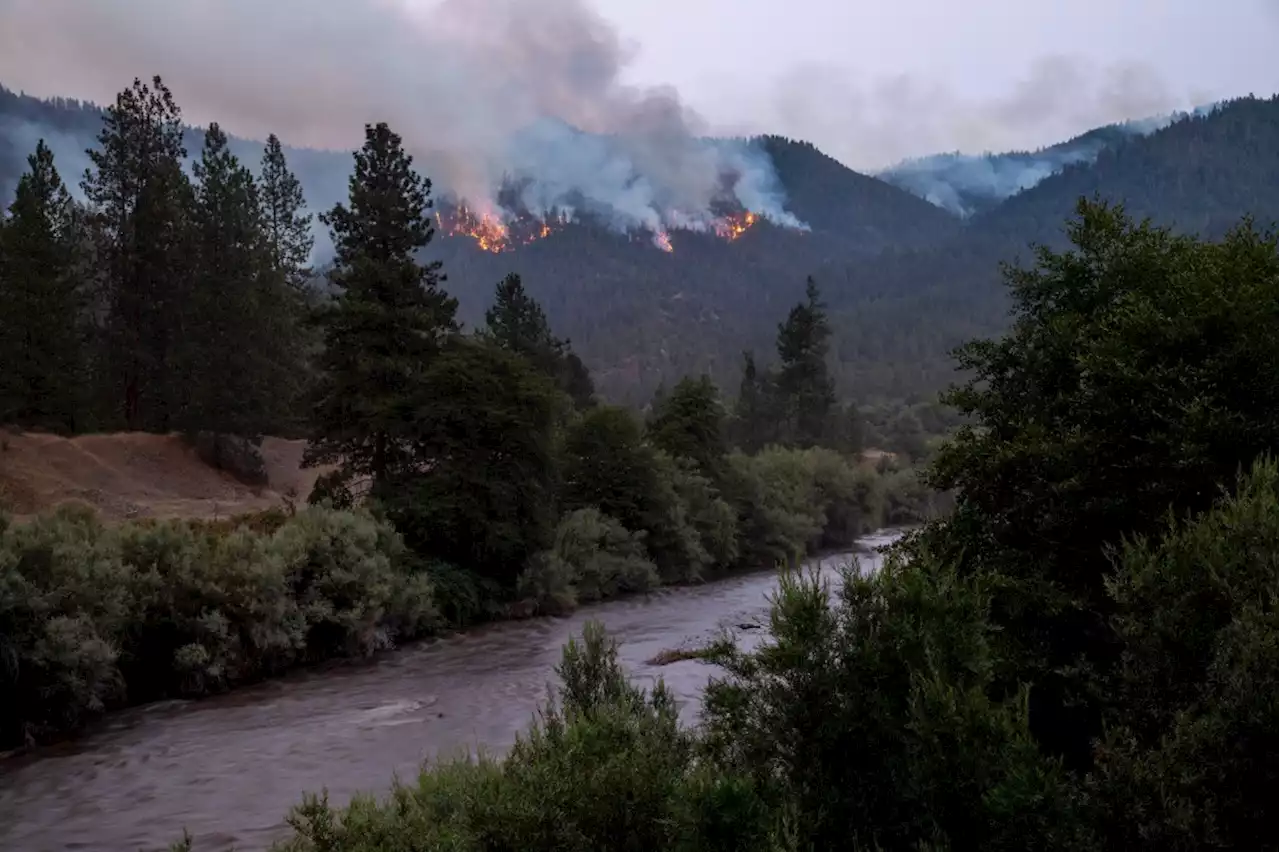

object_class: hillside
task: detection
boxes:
[1,86,1275,406]
[813,96,1279,402]
[0,432,324,520]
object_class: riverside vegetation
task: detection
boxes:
[0,76,940,751]
[1,74,1275,850]
[255,201,1277,851]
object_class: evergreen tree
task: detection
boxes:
[774,277,835,447]
[81,75,194,431]
[732,351,771,452]
[186,123,275,436]
[259,133,313,292]
[484,272,596,409]
[304,122,458,492]
[0,141,88,431]
[646,374,728,484]
[382,337,560,587]
[485,273,556,364]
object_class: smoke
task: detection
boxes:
[717,55,1205,174]
[0,0,805,238]
[876,102,1222,216]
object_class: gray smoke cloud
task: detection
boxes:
[875,103,1221,216]
[714,54,1206,173]
[0,0,804,241]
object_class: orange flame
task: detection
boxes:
[653,231,674,253]
[713,211,757,241]
[435,205,567,253]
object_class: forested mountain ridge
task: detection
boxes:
[2,85,1275,408]
[814,95,1279,408]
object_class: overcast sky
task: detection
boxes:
[0,0,1275,170]
[593,0,1278,165]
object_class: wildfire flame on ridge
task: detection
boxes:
[436,205,761,254]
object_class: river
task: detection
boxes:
[0,531,899,852]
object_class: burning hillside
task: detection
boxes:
[434,201,763,254]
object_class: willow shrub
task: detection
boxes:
[274,621,776,852]
[0,504,437,748]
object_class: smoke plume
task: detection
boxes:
[875,103,1221,216]
[0,0,805,239]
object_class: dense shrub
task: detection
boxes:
[0,504,437,748]
[700,558,1088,851]
[517,508,659,613]
[1086,457,1277,850]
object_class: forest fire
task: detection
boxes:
[436,203,760,254]
[435,206,509,253]
[714,211,757,241]
[435,205,572,253]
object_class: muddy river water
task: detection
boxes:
[0,532,899,851]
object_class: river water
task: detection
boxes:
[0,532,899,852]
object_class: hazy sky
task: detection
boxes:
[593,0,1279,166]
[0,0,1275,170]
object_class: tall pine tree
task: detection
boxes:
[775,276,835,447]
[186,122,275,436]
[484,272,596,409]
[305,122,458,493]
[259,133,313,292]
[0,141,88,431]
[82,76,194,431]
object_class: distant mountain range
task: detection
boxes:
[2,86,1275,406]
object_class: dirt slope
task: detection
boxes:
[0,432,328,521]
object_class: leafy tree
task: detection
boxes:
[560,405,660,535]
[259,133,313,292]
[185,123,275,436]
[917,199,1278,767]
[304,121,458,493]
[774,276,835,447]
[81,75,194,431]
[1088,457,1277,851]
[0,140,88,431]
[382,337,559,588]
[646,374,728,484]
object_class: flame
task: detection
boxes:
[653,231,674,253]
[713,211,757,242]
[435,204,567,253]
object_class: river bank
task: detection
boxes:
[0,531,899,852]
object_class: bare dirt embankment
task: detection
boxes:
[0,431,328,521]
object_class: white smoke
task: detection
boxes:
[0,0,805,237]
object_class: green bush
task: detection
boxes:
[518,508,659,612]
[1086,457,1277,850]
[0,504,438,749]
[273,621,776,852]
[700,556,1089,851]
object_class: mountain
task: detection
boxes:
[1,85,1275,408]
[875,104,1223,217]
[813,96,1279,405]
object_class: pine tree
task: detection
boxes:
[186,122,275,436]
[259,133,313,291]
[484,271,596,409]
[732,351,770,452]
[305,121,458,492]
[775,277,835,447]
[81,75,194,431]
[0,141,88,431]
